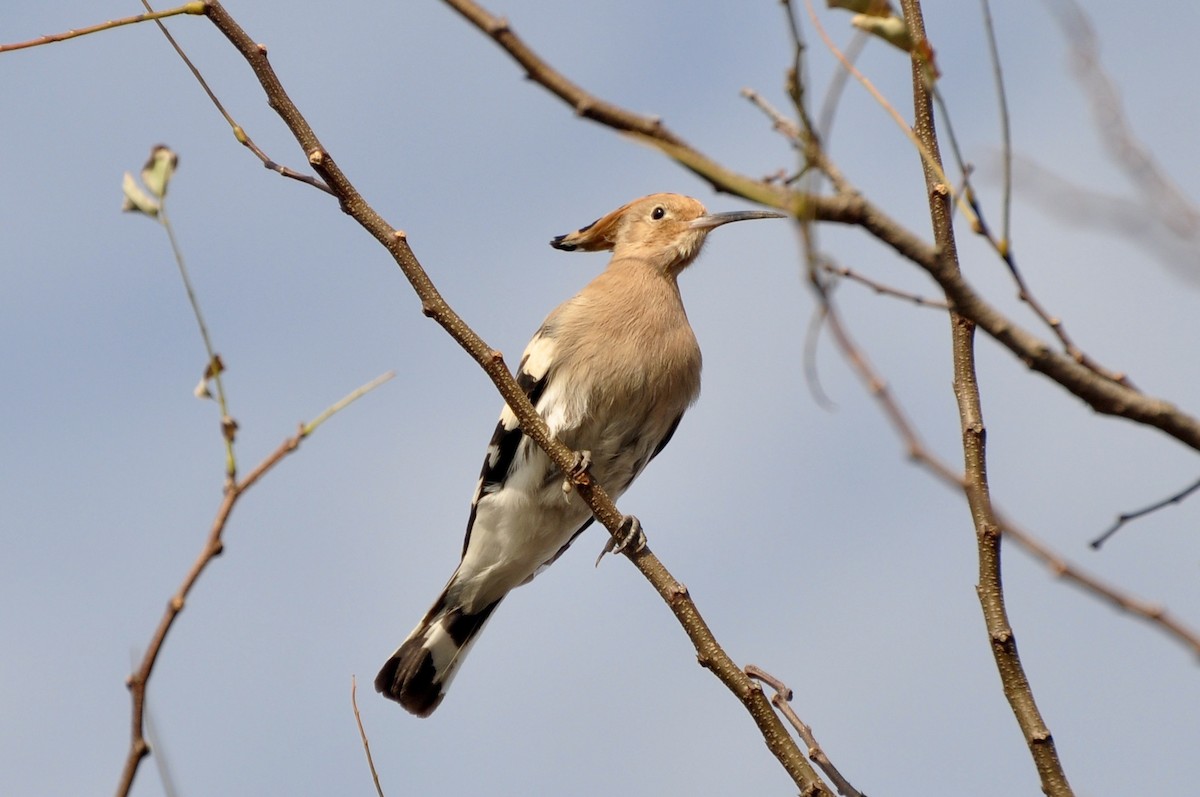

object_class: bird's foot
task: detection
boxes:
[595,514,646,566]
[562,449,593,494]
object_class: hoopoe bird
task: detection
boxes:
[376,193,783,716]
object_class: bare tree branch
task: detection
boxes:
[195,3,833,793]
[981,0,1012,248]
[117,372,392,797]
[902,4,1074,792]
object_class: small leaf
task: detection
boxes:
[851,13,913,52]
[849,12,941,77]
[121,171,160,216]
[203,354,226,380]
[141,144,178,199]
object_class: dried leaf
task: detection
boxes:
[203,354,225,380]
[221,415,239,444]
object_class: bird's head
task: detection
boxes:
[550,193,784,275]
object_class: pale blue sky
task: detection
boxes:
[3,2,1199,795]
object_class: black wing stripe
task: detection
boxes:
[480,366,548,492]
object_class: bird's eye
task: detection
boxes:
[651,206,666,220]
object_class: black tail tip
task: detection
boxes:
[375,651,443,718]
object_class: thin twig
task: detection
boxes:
[745,666,864,797]
[116,373,393,797]
[980,0,1011,249]
[158,203,237,482]
[779,0,819,147]
[136,0,333,194]
[305,371,396,435]
[740,87,803,146]
[1091,475,1200,549]
[822,261,950,309]
[352,676,386,797]
[0,3,205,52]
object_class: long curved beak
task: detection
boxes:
[689,209,786,230]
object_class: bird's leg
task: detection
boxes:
[594,515,646,567]
[562,449,593,494]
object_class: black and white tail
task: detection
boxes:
[375,591,500,717]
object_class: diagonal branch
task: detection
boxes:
[196,2,833,793]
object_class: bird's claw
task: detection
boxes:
[562,449,593,494]
[595,515,646,567]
